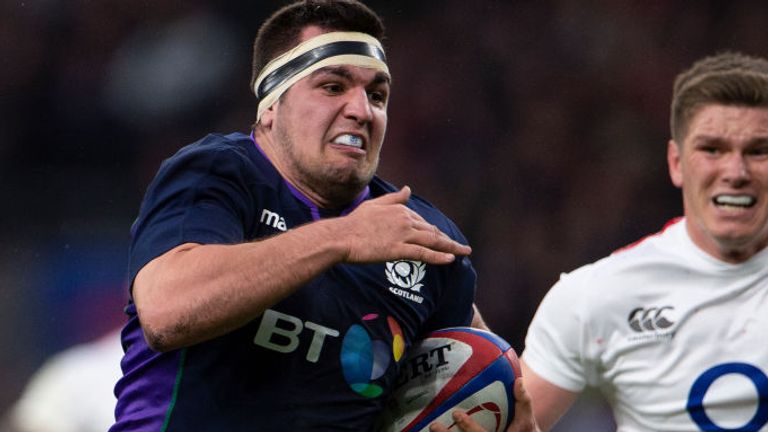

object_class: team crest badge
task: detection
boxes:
[385,260,426,292]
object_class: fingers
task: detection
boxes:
[428,422,450,432]
[514,378,528,402]
[370,185,411,206]
[429,410,483,432]
[343,185,471,264]
[509,378,539,432]
[398,238,470,266]
[425,382,541,432]
[388,218,471,265]
[409,220,472,256]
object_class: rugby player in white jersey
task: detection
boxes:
[521,51,768,431]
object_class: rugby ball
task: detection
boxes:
[378,327,521,432]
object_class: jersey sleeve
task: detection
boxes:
[128,142,258,284]
[522,269,594,392]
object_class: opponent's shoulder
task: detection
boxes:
[609,217,684,258]
[579,218,684,277]
[558,219,685,297]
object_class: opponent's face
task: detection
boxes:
[261,27,390,207]
[668,104,768,262]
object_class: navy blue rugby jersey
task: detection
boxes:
[111,132,476,432]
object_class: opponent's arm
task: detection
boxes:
[441,307,540,432]
[427,369,574,432]
[438,306,577,431]
[520,361,579,431]
[134,186,471,352]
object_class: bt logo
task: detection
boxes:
[687,362,768,431]
[253,309,404,398]
[253,309,339,363]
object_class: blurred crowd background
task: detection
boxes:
[2,0,767,428]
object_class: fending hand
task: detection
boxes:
[341,186,471,265]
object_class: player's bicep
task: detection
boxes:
[133,243,200,294]
[522,275,591,392]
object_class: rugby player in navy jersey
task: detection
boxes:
[110,1,535,431]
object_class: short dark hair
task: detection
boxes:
[250,0,385,96]
[671,51,768,142]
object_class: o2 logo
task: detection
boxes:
[687,362,768,431]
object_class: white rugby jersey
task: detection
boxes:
[523,218,768,431]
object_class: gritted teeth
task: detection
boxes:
[333,134,364,149]
[713,195,756,207]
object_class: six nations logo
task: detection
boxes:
[386,260,426,304]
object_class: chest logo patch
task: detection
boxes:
[626,305,676,342]
[628,306,675,332]
[385,260,426,304]
[386,260,426,291]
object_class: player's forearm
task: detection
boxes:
[134,218,349,352]
[520,361,579,431]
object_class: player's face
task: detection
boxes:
[668,104,768,262]
[263,27,390,207]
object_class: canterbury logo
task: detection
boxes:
[385,260,426,291]
[627,306,675,332]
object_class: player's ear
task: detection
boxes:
[259,104,276,129]
[667,139,683,188]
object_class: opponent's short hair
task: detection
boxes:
[671,51,768,142]
[250,0,385,97]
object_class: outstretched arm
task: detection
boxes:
[134,186,472,351]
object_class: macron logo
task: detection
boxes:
[260,209,287,231]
